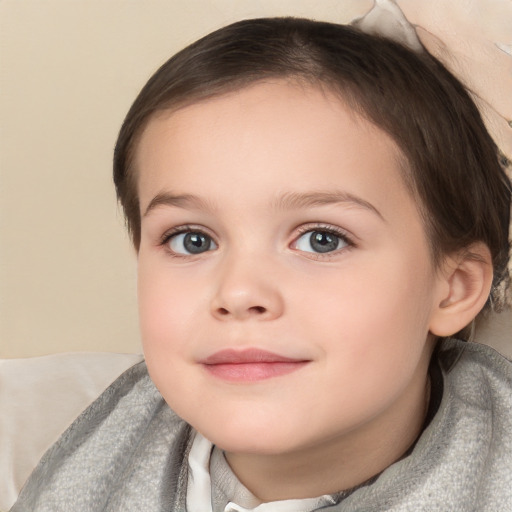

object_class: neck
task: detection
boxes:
[224,361,432,502]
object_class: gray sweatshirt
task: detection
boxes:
[10,339,512,511]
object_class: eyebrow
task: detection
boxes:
[143,193,215,217]
[272,191,385,221]
[143,190,384,221]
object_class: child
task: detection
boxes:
[11,16,512,512]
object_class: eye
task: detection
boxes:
[167,231,217,255]
[294,229,348,254]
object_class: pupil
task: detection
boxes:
[184,233,210,254]
[310,231,339,253]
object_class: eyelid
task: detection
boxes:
[295,223,354,242]
[159,224,216,244]
[290,223,356,256]
[159,224,219,257]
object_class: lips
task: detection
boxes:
[201,348,309,382]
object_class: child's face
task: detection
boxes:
[136,81,445,456]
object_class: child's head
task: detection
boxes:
[112,17,511,494]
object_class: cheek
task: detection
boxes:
[294,275,432,431]
[137,261,202,405]
[137,259,197,355]
[298,250,436,368]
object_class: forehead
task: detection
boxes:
[135,80,416,226]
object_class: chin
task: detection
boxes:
[194,416,308,456]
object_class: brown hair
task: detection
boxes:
[113,17,511,313]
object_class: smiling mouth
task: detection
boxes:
[201,348,310,382]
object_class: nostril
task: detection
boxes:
[250,306,267,314]
[214,305,268,317]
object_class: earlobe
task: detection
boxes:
[429,243,493,337]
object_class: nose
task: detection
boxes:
[210,254,284,321]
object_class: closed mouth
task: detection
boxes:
[200,348,310,382]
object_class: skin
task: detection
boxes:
[135,81,452,501]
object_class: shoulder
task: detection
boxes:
[0,352,144,510]
[340,340,512,511]
[9,356,190,511]
[439,338,512,395]
[432,340,512,508]
[437,339,512,445]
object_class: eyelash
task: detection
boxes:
[159,225,215,258]
[158,223,355,258]
[294,224,355,256]
[160,225,197,244]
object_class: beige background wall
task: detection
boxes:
[1,0,511,358]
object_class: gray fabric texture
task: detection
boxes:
[10,339,512,511]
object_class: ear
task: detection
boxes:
[429,243,493,337]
